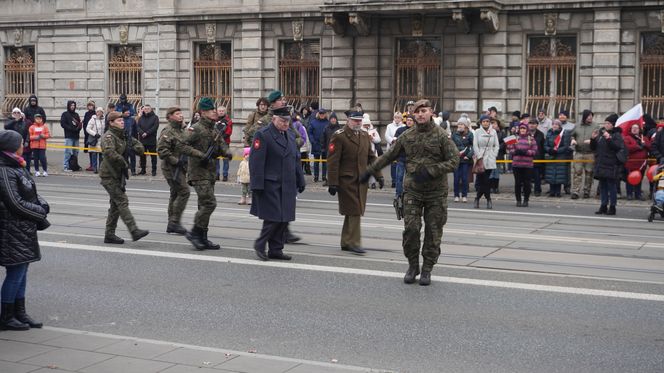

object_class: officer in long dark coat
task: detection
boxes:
[249,106,306,261]
[327,109,383,255]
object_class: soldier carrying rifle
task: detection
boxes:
[157,107,205,235]
[99,111,149,244]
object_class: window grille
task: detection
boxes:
[108,45,143,110]
[641,33,664,118]
[2,47,35,117]
[525,36,577,118]
[394,38,442,113]
[193,43,232,112]
[279,40,320,111]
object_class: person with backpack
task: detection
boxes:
[590,113,626,215]
[60,100,82,172]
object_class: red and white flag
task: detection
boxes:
[616,103,644,130]
[554,128,564,151]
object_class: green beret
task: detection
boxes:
[198,97,215,111]
[267,90,283,103]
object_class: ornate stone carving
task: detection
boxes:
[545,13,557,36]
[13,29,22,47]
[411,15,423,37]
[324,13,347,36]
[292,19,304,41]
[349,12,370,36]
[119,24,129,45]
[480,9,499,33]
[452,9,470,34]
[205,23,216,44]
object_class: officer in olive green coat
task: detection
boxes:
[100,111,149,244]
[327,109,383,255]
[157,107,205,235]
[183,97,234,251]
[362,100,459,286]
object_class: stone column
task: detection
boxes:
[588,9,622,118]
[234,19,264,123]
[143,22,178,119]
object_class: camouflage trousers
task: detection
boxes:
[166,174,191,224]
[572,152,594,195]
[191,180,217,229]
[101,178,137,235]
[402,192,448,272]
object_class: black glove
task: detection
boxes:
[548,148,556,156]
[225,151,234,160]
[37,195,50,215]
[359,171,372,184]
[328,186,337,196]
[413,166,432,183]
[199,158,210,167]
[377,177,385,189]
[298,185,305,193]
[37,218,50,231]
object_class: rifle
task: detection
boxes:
[121,135,131,192]
[200,129,222,166]
[172,154,187,183]
[393,194,404,221]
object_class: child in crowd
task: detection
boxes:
[28,114,50,177]
[237,147,251,205]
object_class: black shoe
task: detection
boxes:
[343,246,366,255]
[595,205,608,215]
[14,299,42,328]
[151,170,157,177]
[138,169,146,175]
[0,303,29,331]
[564,186,571,195]
[583,192,590,199]
[419,270,431,286]
[268,252,292,260]
[254,245,268,261]
[522,200,529,207]
[215,175,220,181]
[131,229,149,241]
[571,193,579,200]
[186,226,207,251]
[203,228,220,250]
[286,234,301,244]
[516,201,522,207]
[322,177,327,182]
[474,199,480,209]
[314,177,319,182]
[370,183,376,189]
[104,234,124,244]
[131,171,137,176]
[391,182,396,188]
[607,205,616,215]
[403,265,420,284]
[322,180,328,187]
[487,199,493,209]
[166,222,187,235]
[223,175,228,182]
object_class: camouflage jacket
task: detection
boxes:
[245,113,303,148]
[99,126,144,180]
[367,119,459,197]
[185,116,232,183]
[157,120,205,179]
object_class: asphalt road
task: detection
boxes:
[23,174,664,373]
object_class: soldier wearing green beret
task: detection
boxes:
[362,99,459,286]
[183,97,234,250]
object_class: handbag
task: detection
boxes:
[472,132,493,174]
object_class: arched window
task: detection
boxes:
[193,42,232,112]
[2,47,35,117]
[641,33,664,118]
[108,45,143,110]
[394,38,442,113]
[279,40,320,111]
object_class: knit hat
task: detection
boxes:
[198,97,215,111]
[243,147,251,157]
[605,113,619,126]
[12,107,21,114]
[520,113,530,119]
[518,123,528,131]
[0,130,23,153]
[479,114,490,122]
[442,111,450,121]
[559,110,570,118]
[87,100,96,107]
[512,111,521,118]
[267,90,283,103]
[95,107,104,113]
[107,111,123,123]
[457,114,471,127]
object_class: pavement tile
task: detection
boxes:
[160,364,240,373]
[0,329,68,344]
[0,360,42,373]
[215,355,298,372]
[154,347,235,367]
[79,356,173,373]
[21,348,112,371]
[29,369,74,373]
[95,339,179,359]
[40,334,120,351]
[0,340,55,362]
[286,364,370,373]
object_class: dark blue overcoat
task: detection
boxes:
[249,124,305,222]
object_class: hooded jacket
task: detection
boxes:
[307,113,329,154]
[322,112,341,153]
[60,100,82,139]
[137,110,160,146]
[23,95,46,123]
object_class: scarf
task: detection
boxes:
[2,151,27,168]
[553,128,565,151]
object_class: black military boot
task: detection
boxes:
[14,298,42,328]
[522,199,529,207]
[104,234,124,244]
[595,205,608,215]
[607,205,616,215]
[203,229,220,250]
[166,222,187,235]
[131,229,150,241]
[186,226,207,251]
[403,264,420,284]
[0,302,29,331]
[419,270,432,286]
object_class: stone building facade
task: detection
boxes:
[0,0,664,138]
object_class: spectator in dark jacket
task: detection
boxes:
[0,130,49,331]
[321,112,341,186]
[137,104,159,176]
[452,121,474,202]
[528,119,546,196]
[544,120,573,197]
[114,94,136,117]
[122,108,138,176]
[591,114,625,215]
[60,100,82,172]
[507,123,538,207]
[22,95,46,124]
[5,108,31,170]
[82,100,96,171]
[307,108,330,182]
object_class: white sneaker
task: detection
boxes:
[462,197,468,203]
[454,196,460,202]
[34,171,40,177]
[42,171,48,177]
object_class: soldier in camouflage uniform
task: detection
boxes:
[157,107,205,235]
[183,97,234,251]
[100,111,150,244]
[362,100,459,286]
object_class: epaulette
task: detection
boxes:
[334,129,344,135]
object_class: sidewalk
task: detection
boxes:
[0,327,391,373]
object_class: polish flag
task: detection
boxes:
[554,128,564,151]
[616,103,644,130]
